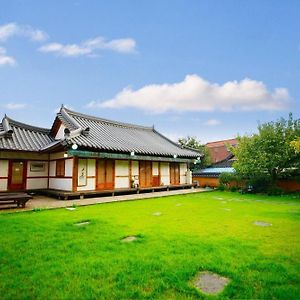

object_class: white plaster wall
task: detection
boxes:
[77,178,95,191]
[0,179,7,191]
[160,162,170,185]
[115,160,129,176]
[115,177,129,189]
[55,124,66,140]
[87,159,96,176]
[180,163,187,184]
[49,161,56,177]
[27,161,48,177]
[49,178,72,191]
[115,160,129,188]
[131,161,139,176]
[186,170,192,184]
[152,162,159,176]
[65,159,73,177]
[26,178,48,189]
[0,160,8,177]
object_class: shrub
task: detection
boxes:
[230,185,238,192]
[247,176,272,193]
[218,184,225,191]
[267,187,284,196]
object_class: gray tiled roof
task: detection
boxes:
[57,107,201,158]
[0,117,55,152]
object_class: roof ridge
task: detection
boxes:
[63,107,153,130]
[5,117,51,134]
[153,129,203,156]
[206,138,237,145]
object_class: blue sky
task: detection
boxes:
[0,0,299,143]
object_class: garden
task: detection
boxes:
[1,191,299,299]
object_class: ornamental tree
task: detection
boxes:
[232,113,300,183]
[178,136,211,168]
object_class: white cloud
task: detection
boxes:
[0,22,47,42]
[3,102,27,110]
[204,119,221,126]
[88,74,290,113]
[39,36,136,57]
[39,43,91,57]
[0,47,16,66]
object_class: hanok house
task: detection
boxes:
[192,138,237,188]
[206,138,237,164]
[0,106,201,199]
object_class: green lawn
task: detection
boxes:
[1,191,300,299]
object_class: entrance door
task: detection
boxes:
[170,162,180,185]
[96,159,114,190]
[139,161,152,188]
[8,160,27,190]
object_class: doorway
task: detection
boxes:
[170,162,180,185]
[96,159,114,190]
[139,161,152,188]
[8,160,27,190]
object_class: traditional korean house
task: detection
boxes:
[0,106,201,198]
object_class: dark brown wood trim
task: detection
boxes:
[129,160,132,188]
[49,157,73,162]
[50,118,62,138]
[49,176,72,179]
[73,157,78,192]
[0,157,48,162]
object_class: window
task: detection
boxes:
[56,160,65,177]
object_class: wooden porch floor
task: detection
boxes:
[39,184,197,200]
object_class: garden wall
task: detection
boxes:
[192,175,300,192]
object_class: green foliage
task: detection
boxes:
[218,184,226,191]
[230,185,238,192]
[232,113,300,183]
[291,139,300,153]
[219,172,243,189]
[247,176,273,193]
[267,186,284,196]
[178,136,211,168]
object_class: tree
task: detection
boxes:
[232,113,300,183]
[291,140,300,153]
[178,136,211,168]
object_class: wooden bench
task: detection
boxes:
[0,193,32,208]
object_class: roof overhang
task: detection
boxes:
[68,149,195,163]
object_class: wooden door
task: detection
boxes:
[96,159,114,190]
[8,160,27,190]
[139,161,152,188]
[170,162,180,185]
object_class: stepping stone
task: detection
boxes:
[253,221,272,227]
[223,208,231,211]
[66,207,76,211]
[193,271,230,295]
[221,201,227,204]
[74,221,90,226]
[175,203,182,206]
[121,236,137,242]
[152,212,162,216]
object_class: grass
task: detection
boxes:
[0,191,300,299]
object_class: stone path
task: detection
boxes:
[193,271,230,295]
[1,188,208,213]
